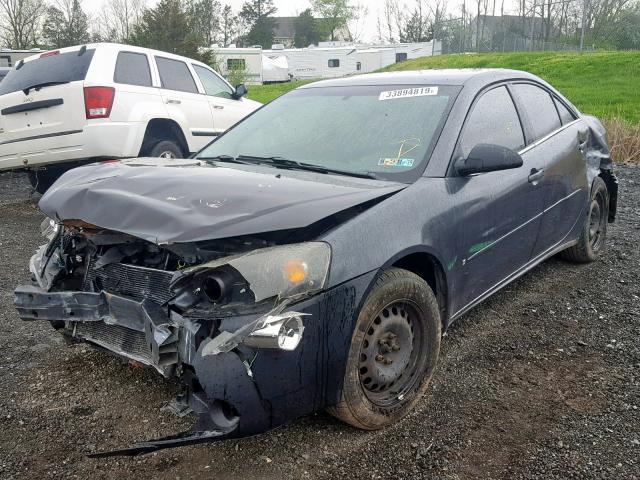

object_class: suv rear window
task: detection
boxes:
[156,57,198,93]
[0,49,95,95]
[114,51,152,87]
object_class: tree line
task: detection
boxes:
[377,0,640,51]
[0,0,365,63]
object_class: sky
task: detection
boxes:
[85,0,523,43]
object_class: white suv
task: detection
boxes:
[0,43,261,192]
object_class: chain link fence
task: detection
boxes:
[432,0,640,54]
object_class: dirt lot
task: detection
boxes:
[0,167,638,479]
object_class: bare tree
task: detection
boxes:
[0,0,46,48]
[99,0,146,43]
[348,1,368,42]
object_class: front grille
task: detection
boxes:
[88,263,175,305]
[75,321,152,364]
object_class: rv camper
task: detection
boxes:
[213,46,264,84]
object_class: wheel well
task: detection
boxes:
[392,253,448,325]
[599,169,618,222]
[140,119,189,157]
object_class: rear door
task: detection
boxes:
[448,85,547,313]
[154,56,214,151]
[0,48,93,145]
[191,64,253,134]
[510,83,589,258]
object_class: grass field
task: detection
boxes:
[248,51,640,123]
[246,51,640,162]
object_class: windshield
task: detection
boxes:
[197,84,459,182]
[0,49,95,95]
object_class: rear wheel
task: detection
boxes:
[328,268,441,430]
[560,176,609,263]
[147,140,183,159]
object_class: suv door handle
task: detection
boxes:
[166,99,181,105]
[528,168,545,183]
[213,105,224,110]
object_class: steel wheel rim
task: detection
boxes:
[158,151,176,159]
[358,300,427,407]
[589,192,606,250]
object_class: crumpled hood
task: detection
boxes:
[39,158,405,244]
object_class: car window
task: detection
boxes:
[193,65,234,99]
[0,49,95,95]
[459,86,525,157]
[114,51,152,87]
[512,83,562,141]
[554,97,576,125]
[155,56,198,93]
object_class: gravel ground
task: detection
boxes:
[0,167,638,479]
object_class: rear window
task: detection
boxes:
[114,52,152,87]
[512,83,562,142]
[156,57,198,93]
[0,49,95,95]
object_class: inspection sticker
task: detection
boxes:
[378,158,415,167]
[379,86,438,101]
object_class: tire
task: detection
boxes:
[27,165,71,194]
[147,140,183,159]
[328,267,441,430]
[560,176,609,263]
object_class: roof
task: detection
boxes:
[273,17,297,39]
[300,69,541,88]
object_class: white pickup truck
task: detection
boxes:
[0,43,261,192]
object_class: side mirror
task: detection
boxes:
[455,143,523,176]
[232,84,247,99]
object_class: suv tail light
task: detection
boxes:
[84,87,115,119]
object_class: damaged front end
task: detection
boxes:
[14,219,345,456]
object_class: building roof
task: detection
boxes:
[273,17,298,39]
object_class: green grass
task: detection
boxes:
[246,80,315,104]
[247,51,640,124]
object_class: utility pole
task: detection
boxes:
[579,0,588,52]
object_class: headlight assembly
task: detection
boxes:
[40,217,60,242]
[172,242,331,304]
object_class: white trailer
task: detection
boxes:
[0,48,42,67]
[356,47,397,73]
[264,46,359,80]
[212,46,264,84]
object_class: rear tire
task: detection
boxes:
[327,268,441,430]
[147,140,183,159]
[560,176,609,263]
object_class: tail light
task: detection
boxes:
[84,86,115,119]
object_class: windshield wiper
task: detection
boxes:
[198,154,379,179]
[22,81,69,95]
[237,155,379,179]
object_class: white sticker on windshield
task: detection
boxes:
[379,87,438,101]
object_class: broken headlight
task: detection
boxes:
[172,242,331,305]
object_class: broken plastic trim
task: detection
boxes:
[202,310,309,356]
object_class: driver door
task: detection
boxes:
[447,85,547,314]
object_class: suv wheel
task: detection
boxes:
[148,140,183,159]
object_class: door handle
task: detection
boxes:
[528,167,545,183]
[166,99,181,105]
[213,105,224,110]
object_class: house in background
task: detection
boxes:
[272,17,352,48]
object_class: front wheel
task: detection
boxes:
[328,268,441,430]
[560,176,609,263]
